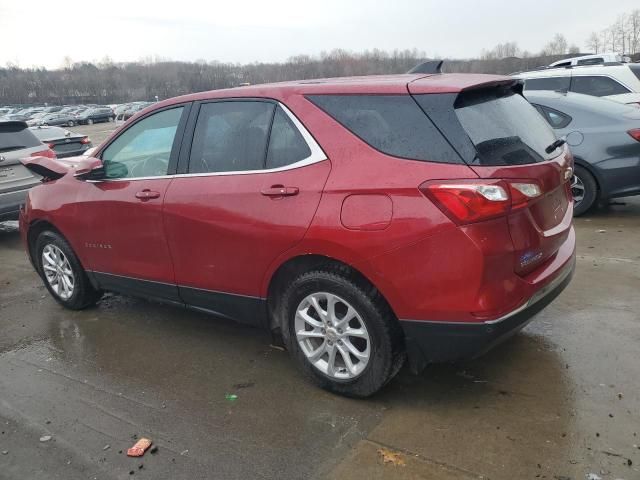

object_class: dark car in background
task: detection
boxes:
[35,113,78,127]
[525,90,640,215]
[29,126,92,158]
[0,121,55,221]
[76,107,115,125]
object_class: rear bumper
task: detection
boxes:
[400,253,575,373]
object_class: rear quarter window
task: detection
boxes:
[306,95,462,164]
[570,76,630,96]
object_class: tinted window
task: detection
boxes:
[266,107,311,168]
[570,76,630,96]
[0,123,41,152]
[577,57,604,66]
[102,107,183,179]
[455,90,558,166]
[524,77,571,91]
[307,95,461,164]
[188,101,274,173]
[532,105,572,129]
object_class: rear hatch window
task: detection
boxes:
[454,89,559,166]
[0,123,41,154]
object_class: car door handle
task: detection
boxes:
[260,185,299,197]
[135,189,161,200]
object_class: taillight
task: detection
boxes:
[30,148,57,159]
[47,142,56,149]
[510,182,542,209]
[628,129,640,142]
[420,180,542,225]
[80,136,91,144]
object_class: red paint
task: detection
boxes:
[20,73,575,327]
[340,194,392,231]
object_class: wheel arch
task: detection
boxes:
[266,254,400,335]
[573,156,604,199]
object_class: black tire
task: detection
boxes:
[35,230,102,310]
[281,270,405,397]
[572,165,598,216]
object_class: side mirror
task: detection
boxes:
[74,157,105,181]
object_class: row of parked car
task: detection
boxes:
[511,54,640,215]
[0,101,155,128]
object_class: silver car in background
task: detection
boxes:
[524,90,640,215]
[0,121,53,221]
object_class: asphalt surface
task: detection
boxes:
[1,154,639,478]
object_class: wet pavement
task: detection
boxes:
[1,199,639,480]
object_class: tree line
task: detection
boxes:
[1,9,638,105]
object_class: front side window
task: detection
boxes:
[570,76,630,97]
[266,107,311,169]
[524,77,571,91]
[101,107,183,179]
[188,101,274,173]
[455,90,558,166]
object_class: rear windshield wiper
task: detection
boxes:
[545,138,566,154]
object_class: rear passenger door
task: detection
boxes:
[163,99,330,325]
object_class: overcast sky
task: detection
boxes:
[0,0,637,69]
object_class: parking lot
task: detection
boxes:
[1,142,639,480]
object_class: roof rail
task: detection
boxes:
[407,60,443,74]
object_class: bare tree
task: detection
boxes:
[542,33,568,56]
[585,32,602,53]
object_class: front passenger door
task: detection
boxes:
[78,105,189,301]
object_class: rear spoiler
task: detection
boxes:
[407,60,443,74]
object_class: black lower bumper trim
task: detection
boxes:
[400,258,575,373]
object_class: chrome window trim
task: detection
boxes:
[93,101,327,182]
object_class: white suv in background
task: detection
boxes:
[513,63,640,106]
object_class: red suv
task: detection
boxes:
[19,72,575,397]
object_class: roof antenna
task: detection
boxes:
[407,60,443,74]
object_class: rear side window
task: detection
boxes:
[455,90,558,166]
[570,76,630,96]
[266,106,311,169]
[0,123,41,153]
[532,105,572,129]
[189,101,274,173]
[577,57,604,66]
[306,95,461,164]
[524,77,571,91]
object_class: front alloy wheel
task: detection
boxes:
[42,244,75,300]
[35,230,102,309]
[295,292,371,380]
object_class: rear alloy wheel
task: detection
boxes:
[295,292,371,380]
[282,270,404,397]
[87,118,94,125]
[35,231,102,309]
[571,165,597,216]
[67,120,74,127]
